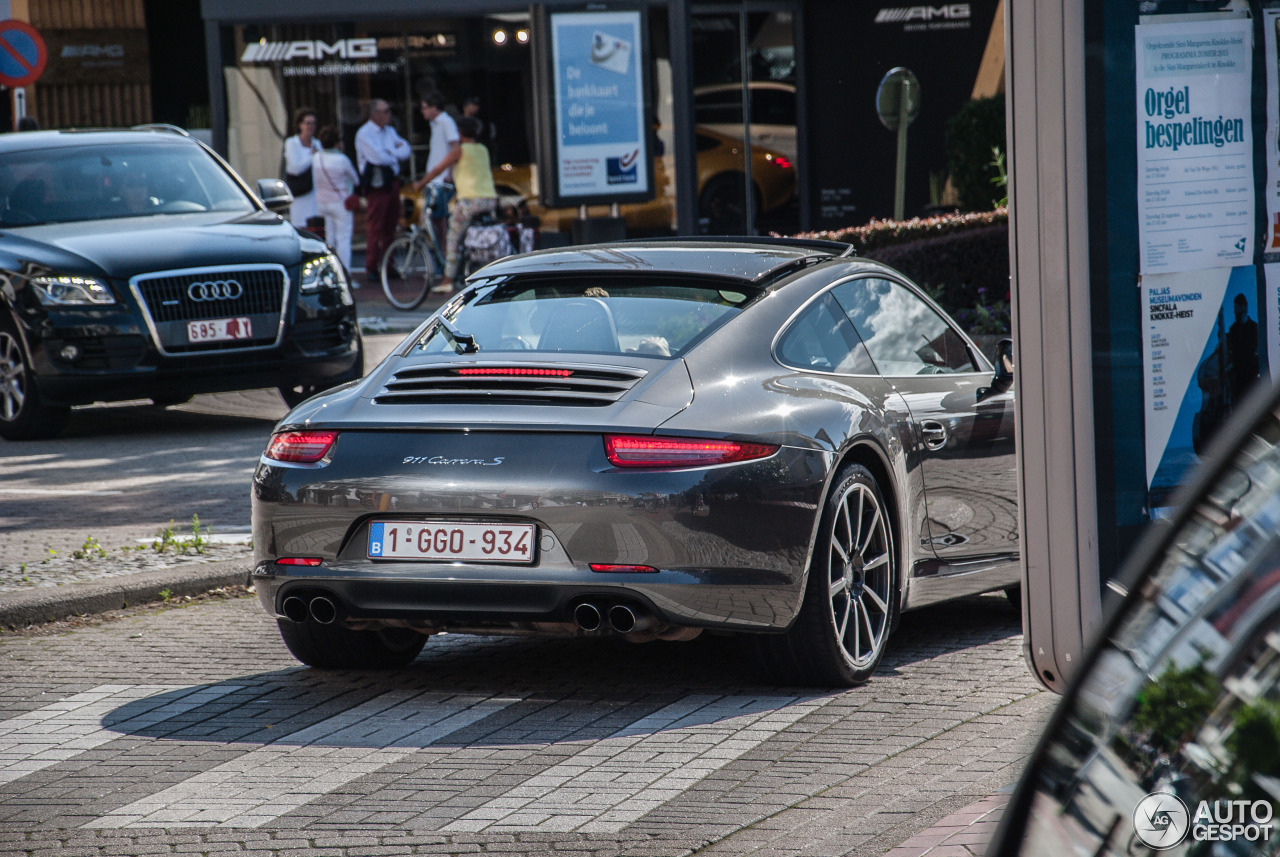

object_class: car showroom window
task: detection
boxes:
[832,277,976,375]
[776,292,876,375]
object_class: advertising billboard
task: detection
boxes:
[535,6,653,208]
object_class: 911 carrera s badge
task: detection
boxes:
[402,456,505,466]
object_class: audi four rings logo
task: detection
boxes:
[188,280,244,302]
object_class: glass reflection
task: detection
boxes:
[1014,406,1280,856]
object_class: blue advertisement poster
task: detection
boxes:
[1144,266,1262,514]
[549,10,650,202]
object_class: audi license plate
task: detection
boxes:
[368,522,536,563]
[188,317,252,344]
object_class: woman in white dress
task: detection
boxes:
[311,125,361,273]
[283,107,321,229]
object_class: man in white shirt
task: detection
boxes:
[353,99,411,280]
[413,90,460,251]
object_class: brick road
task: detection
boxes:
[0,590,1051,856]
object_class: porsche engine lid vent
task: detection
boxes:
[375,364,647,407]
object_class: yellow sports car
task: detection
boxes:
[402,128,795,236]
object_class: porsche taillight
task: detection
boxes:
[603,435,779,468]
[265,430,338,463]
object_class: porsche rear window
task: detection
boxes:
[416,277,758,358]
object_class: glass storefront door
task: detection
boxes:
[690,6,797,235]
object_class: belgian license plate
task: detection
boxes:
[368,522,536,563]
[188,317,252,343]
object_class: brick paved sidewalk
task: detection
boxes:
[884,793,1010,857]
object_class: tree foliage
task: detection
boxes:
[946,94,1007,211]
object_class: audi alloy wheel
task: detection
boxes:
[0,319,70,440]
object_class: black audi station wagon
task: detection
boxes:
[0,126,362,439]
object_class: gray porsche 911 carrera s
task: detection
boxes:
[251,237,1018,686]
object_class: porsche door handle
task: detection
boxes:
[920,420,948,451]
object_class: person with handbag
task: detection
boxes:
[312,125,361,276]
[282,107,321,229]
[354,99,411,282]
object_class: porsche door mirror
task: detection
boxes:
[978,338,1014,401]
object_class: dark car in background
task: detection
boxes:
[0,127,362,440]
[988,379,1280,857]
[251,238,1018,687]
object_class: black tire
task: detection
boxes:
[276,619,427,669]
[278,383,322,408]
[279,338,365,409]
[380,233,435,310]
[751,464,897,687]
[698,173,759,235]
[0,319,70,441]
[1004,583,1022,617]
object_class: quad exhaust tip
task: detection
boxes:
[309,596,337,625]
[573,602,603,632]
[608,604,640,633]
[281,596,309,623]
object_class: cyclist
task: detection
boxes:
[427,115,498,295]
[412,90,460,253]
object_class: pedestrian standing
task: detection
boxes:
[428,115,498,294]
[283,107,321,229]
[354,99,411,282]
[312,125,360,276]
[413,90,460,251]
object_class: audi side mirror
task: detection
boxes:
[256,178,293,214]
[988,378,1280,857]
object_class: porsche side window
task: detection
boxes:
[832,278,976,375]
[776,293,876,374]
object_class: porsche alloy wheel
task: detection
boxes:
[820,468,894,676]
[751,463,895,687]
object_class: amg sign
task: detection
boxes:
[240,38,378,63]
[874,5,971,24]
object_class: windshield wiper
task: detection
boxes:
[438,316,479,354]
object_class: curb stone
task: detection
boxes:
[0,558,253,629]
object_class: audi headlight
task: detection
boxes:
[30,275,116,306]
[299,253,352,305]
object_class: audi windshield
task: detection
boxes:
[0,142,257,228]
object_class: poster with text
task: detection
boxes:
[1145,266,1260,513]
[1266,12,1280,252]
[549,9,650,204]
[1136,18,1253,275]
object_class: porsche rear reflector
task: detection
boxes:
[276,557,322,566]
[590,563,658,573]
[603,435,779,468]
[265,430,338,463]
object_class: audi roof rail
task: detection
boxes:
[130,123,191,137]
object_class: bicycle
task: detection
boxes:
[379,185,448,311]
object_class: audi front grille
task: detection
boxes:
[129,264,289,356]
